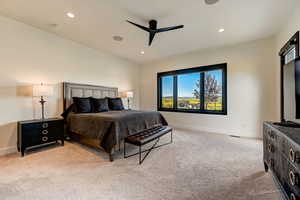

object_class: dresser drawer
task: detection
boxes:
[264,147,282,180]
[264,137,276,154]
[263,124,281,154]
[281,139,300,169]
[264,125,279,142]
[281,181,300,200]
[263,132,278,168]
[281,164,300,200]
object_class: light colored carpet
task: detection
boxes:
[0,129,281,200]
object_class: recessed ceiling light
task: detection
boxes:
[218,28,225,33]
[113,35,123,42]
[67,12,75,18]
[140,51,145,55]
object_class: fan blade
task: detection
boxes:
[149,32,156,46]
[126,20,150,32]
[157,25,184,33]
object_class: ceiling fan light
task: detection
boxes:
[204,0,220,5]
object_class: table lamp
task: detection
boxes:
[33,83,53,120]
[121,91,134,110]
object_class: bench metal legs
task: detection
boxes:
[124,130,173,164]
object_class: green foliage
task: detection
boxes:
[162,97,173,108]
[193,73,221,110]
[162,97,222,110]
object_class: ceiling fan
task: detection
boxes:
[126,19,184,46]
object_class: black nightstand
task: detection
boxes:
[17,118,64,156]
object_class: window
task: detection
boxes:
[157,63,227,115]
[204,70,223,111]
[161,76,173,108]
[177,73,201,110]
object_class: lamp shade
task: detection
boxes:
[126,91,134,98]
[120,91,134,98]
[33,84,53,97]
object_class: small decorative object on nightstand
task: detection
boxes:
[17,118,64,156]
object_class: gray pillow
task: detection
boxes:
[107,97,124,110]
[91,98,109,112]
[72,97,92,113]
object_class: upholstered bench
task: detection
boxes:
[124,126,173,164]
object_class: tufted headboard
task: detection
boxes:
[63,82,118,111]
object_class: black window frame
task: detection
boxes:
[157,63,227,115]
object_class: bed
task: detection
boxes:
[63,82,168,161]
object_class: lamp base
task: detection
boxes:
[127,98,131,110]
[39,96,46,120]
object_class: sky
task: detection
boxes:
[162,70,222,97]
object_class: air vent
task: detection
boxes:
[205,0,219,5]
[229,135,241,138]
[113,35,123,42]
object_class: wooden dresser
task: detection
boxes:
[263,122,300,200]
[18,118,64,156]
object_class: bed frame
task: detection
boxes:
[63,82,119,161]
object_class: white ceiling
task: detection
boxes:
[0,0,297,64]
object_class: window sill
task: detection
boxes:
[158,108,227,115]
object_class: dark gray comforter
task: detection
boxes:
[67,110,168,153]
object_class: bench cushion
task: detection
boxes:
[125,126,172,146]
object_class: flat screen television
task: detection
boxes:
[282,56,300,125]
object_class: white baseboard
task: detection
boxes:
[171,125,262,140]
[0,146,17,156]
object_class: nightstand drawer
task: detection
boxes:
[22,120,63,130]
[40,125,64,138]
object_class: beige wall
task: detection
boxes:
[0,16,140,154]
[140,38,278,138]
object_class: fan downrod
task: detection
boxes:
[149,20,157,30]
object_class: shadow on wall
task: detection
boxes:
[0,84,33,97]
[16,85,33,97]
[0,84,33,150]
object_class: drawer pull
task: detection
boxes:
[268,158,274,168]
[42,136,48,142]
[42,130,48,135]
[289,170,299,186]
[268,144,274,153]
[291,193,297,200]
[290,148,299,163]
[42,123,48,128]
[268,130,275,139]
